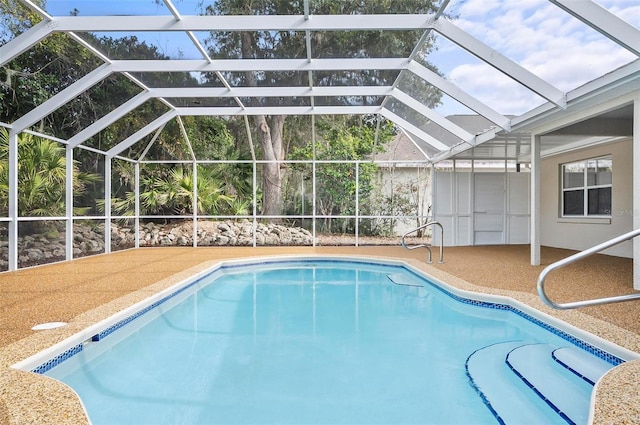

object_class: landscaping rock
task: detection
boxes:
[5,220,314,269]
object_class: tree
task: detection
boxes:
[0,0,105,133]
[107,163,245,218]
[0,128,101,226]
[200,0,442,217]
[289,116,395,232]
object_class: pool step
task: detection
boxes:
[466,342,564,424]
[506,344,594,425]
[552,346,614,385]
[467,341,615,425]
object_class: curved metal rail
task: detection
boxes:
[537,228,640,310]
[401,221,444,264]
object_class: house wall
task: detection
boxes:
[540,138,633,257]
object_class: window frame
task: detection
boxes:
[560,156,612,218]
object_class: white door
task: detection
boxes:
[474,174,505,244]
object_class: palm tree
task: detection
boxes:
[0,128,101,223]
[104,164,239,217]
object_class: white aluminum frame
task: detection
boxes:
[1,0,639,272]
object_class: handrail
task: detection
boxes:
[401,221,444,264]
[537,228,640,310]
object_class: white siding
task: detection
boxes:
[434,171,530,246]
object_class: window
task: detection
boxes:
[561,157,612,217]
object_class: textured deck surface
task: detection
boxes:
[1,245,639,424]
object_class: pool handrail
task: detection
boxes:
[537,228,640,310]
[400,220,444,264]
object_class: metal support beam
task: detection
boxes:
[380,109,450,151]
[192,161,198,247]
[110,58,409,73]
[530,134,541,265]
[104,158,111,253]
[550,0,640,57]
[149,86,394,98]
[173,106,381,117]
[434,18,566,108]
[65,146,73,261]
[135,162,140,249]
[634,96,640,290]
[0,20,52,67]
[8,131,18,271]
[46,14,438,32]
[12,64,113,132]
[68,91,151,148]
[407,61,511,130]
[391,88,475,143]
[107,111,178,157]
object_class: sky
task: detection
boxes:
[430,0,640,116]
[36,0,640,119]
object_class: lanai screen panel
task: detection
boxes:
[0,0,638,161]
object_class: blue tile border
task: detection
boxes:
[31,343,83,374]
[400,266,625,367]
[31,257,625,375]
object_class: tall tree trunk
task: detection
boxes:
[255,114,286,217]
[240,31,287,218]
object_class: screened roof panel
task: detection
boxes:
[222,70,310,88]
[314,96,386,108]
[433,0,640,117]
[0,0,638,163]
[402,130,442,160]
[77,31,201,60]
[595,0,640,25]
[26,73,145,140]
[201,30,308,60]
[310,30,424,59]
[308,1,436,15]
[240,97,311,107]
[425,33,552,116]
[313,70,401,87]
[0,0,38,47]
[170,0,212,16]
[384,98,467,149]
[166,97,240,108]
[81,98,171,152]
[131,71,226,88]
[394,71,441,107]
[45,0,172,17]
[1,32,103,126]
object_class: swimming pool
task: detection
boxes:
[14,257,639,424]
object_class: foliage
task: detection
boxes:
[182,116,253,200]
[288,116,395,232]
[106,164,246,217]
[105,115,255,218]
[200,0,443,216]
[0,128,101,218]
[1,1,443,223]
[0,0,44,40]
[365,167,431,237]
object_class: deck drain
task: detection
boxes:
[32,322,67,331]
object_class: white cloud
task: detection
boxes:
[434,0,638,117]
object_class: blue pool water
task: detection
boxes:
[41,259,621,424]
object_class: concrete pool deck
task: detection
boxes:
[1,245,639,424]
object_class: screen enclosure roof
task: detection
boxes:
[1,0,639,163]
